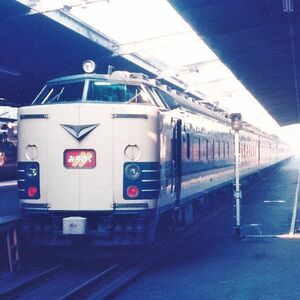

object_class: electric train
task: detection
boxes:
[17,61,291,248]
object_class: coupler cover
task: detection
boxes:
[63,216,87,235]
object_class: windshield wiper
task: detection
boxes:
[126,90,142,104]
[48,87,65,103]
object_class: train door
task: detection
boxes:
[171,119,182,207]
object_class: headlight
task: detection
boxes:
[125,164,141,180]
[83,60,96,73]
[26,166,38,178]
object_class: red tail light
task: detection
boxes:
[127,185,139,198]
[27,186,38,198]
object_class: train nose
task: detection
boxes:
[75,105,114,211]
[18,104,116,211]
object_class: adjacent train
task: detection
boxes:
[0,121,17,179]
[17,61,291,249]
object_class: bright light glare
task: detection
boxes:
[219,89,279,134]
[70,0,218,69]
[278,124,300,157]
[71,0,192,43]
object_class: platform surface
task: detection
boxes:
[0,180,19,226]
[117,158,300,300]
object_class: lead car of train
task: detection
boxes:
[17,61,290,249]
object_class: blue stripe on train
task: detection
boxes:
[123,162,160,200]
[18,161,40,199]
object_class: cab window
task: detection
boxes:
[87,81,140,102]
[153,89,180,109]
[33,81,85,104]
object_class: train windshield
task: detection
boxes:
[33,81,85,105]
[87,80,142,103]
[32,80,145,104]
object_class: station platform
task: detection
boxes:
[0,165,17,181]
[0,180,19,221]
[117,158,300,299]
[0,180,20,272]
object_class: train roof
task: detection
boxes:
[45,70,281,142]
[47,73,222,120]
[47,73,148,85]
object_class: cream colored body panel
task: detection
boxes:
[18,103,159,211]
[18,105,80,210]
[112,105,159,210]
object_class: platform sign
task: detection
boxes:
[64,149,96,169]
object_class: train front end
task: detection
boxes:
[18,66,160,248]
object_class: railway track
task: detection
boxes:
[0,261,120,300]
[0,265,63,299]
[0,202,229,300]
[84,204,230,300]
[79,202,230,300]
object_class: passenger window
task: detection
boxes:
[198,138,201,160]
[217,141,220,158]
[227,142,230,158]
[209,140,215,160]
[187,133,190,160]
[206,140,209,161]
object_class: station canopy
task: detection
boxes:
[13,0,281,134]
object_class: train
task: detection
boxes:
[17,61,291,250]
[0,121,17,180]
